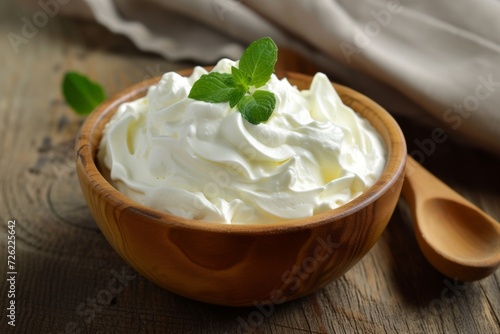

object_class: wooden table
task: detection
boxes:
[1,1,499,333]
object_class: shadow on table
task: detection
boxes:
[383,202,481,309]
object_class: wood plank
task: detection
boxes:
[0,0,499,333]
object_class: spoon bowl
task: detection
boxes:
[402,156,500,281]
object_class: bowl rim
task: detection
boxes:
[76,69,407,234]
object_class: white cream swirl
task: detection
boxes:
[98,59,386,224]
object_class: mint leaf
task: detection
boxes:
[228,89,246,108]
[239,37,278,88]
[188,72,245,106]
[62,71,106,115]
[231,66,251,91]
[237,90,276,125]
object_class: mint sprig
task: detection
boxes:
[188,37,278,125]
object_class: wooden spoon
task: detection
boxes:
[402,155,500,281]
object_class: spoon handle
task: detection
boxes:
[402,156,467,208]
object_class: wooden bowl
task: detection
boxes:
[75,70,407,306]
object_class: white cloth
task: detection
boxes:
[28,0,500,154]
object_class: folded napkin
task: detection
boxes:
[24,0,500,154]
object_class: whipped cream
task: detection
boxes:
[98,59,386,224]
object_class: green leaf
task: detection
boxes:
[237,90,276,125]
[188,72,245,107]
[62,71,106,115]
[228,89,246,108]
[239,37,278,88]
[231,66,250,91]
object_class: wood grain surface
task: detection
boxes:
[1,0,499,333]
